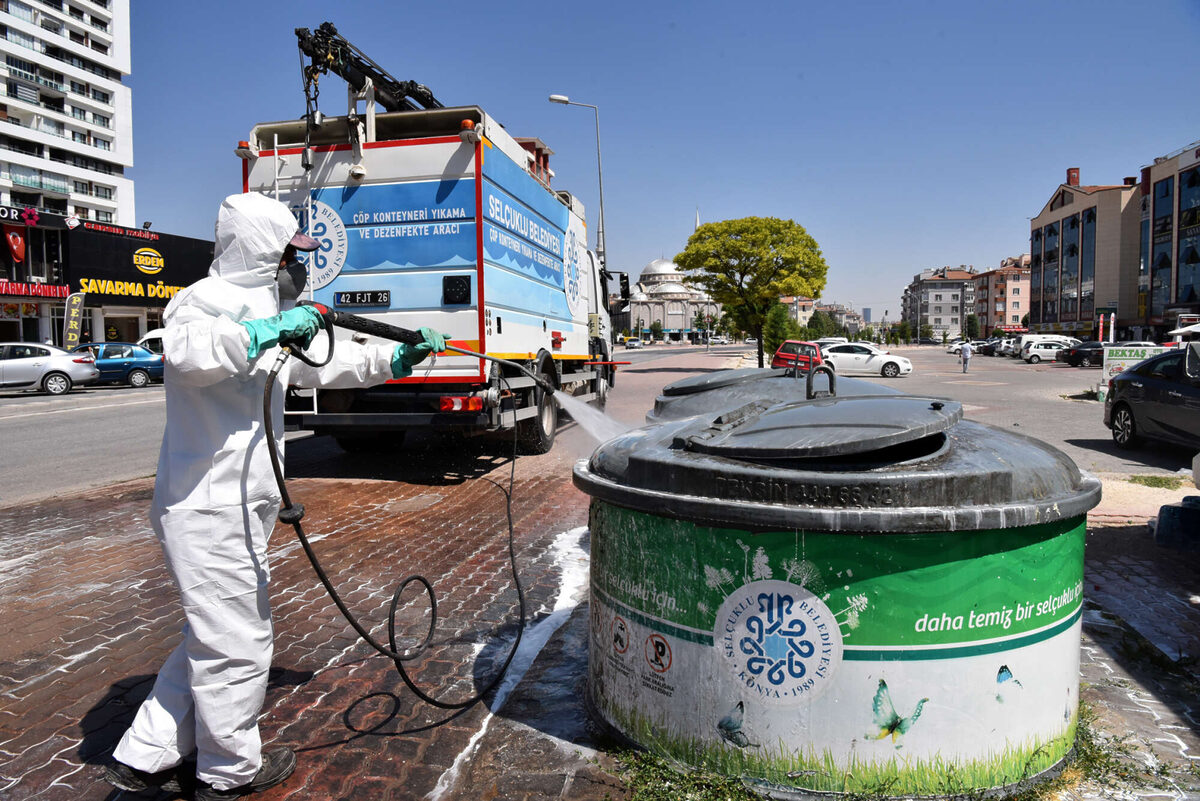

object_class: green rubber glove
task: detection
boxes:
[241,305,325,358]
[391,328,449,378]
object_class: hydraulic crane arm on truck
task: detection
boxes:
[295,22,442,113]
[236,22,618,454]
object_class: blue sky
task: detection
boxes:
[129,0,1200,319]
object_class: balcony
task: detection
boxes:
[6,171,69,193]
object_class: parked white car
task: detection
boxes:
[0,342,100,395]
[821,343,912,377]
[1022,340,1071,363]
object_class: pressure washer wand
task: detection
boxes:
[298,301,555,393]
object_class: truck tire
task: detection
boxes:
[517,359,558,454]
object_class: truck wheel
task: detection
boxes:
[335,432,406,453]
[517,365,558,454]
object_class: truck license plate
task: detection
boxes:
[334,290,390,307]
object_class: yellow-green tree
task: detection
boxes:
[676,217,828,367]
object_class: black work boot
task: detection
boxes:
[194,748,297,800]
[103,758,188,794]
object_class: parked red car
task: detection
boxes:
[771,340,824,372]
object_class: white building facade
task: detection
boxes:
[0,0,132,227]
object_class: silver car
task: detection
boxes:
[0,342,100,395]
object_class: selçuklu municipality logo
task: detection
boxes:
[564,229,583,316]
[715,580,842,704]
[307,200,348,290]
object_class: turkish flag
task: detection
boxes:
[4,225,25,263]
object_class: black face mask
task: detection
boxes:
[277,259,308,303]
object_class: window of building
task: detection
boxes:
[96,209,111,222]
[934,294,942,301]
[90,87,108,103]
[93,185,111,199]
[934,318,942,325]
[92,137,109,150]
[1177,168,1200,305]
[91,112,108,127]
[90,41,107,55]
[1013,287,1020,295]
[70,106,86,120]
[68,5,84,20]
[73,205,88,218]
[1152,242,1173,317]
[1080,206,1096,318]
[72,180,88,193]
[1060,213,1079,319]
[1012,314,1020,323]
[72,130,87,143]
[70,80,86,95]
[1012,301,1020,310]
[951,293,958,301]
[1154,176,1174,237]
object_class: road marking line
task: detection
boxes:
[0,397,162,421]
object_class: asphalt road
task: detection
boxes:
[0,342,1192,507]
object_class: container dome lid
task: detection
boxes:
[662,367,788,397]
[684,396,961,459]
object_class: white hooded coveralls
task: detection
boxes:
[113,193,395,790]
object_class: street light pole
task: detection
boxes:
[548,94,606,271]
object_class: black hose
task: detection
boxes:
[262,347,526,709]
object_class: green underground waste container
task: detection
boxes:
[573,394,1101,798]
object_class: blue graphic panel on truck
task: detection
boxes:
[308,179,477,311]
[482,146,570,231]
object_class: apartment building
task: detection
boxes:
[1135,143,1200,339]
[1029,168,1139,339]
[974,255,1031,334]
[900,266,977,339]
[0,0,131,227]
[780,295,814,327]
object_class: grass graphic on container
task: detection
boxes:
[598,696,1076,796]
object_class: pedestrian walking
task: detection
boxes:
[960,341,973,373]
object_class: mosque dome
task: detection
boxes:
[639,258,680,282]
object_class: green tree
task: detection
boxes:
[650,320,664,341]
[991,327,1006,339]
[896,320,912,343]
[807,309,835,338]
[921,324,935,341]
[676,217,828,367]
[764,303,803,353]
[964,314,981,339]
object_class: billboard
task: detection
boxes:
[64,227,212,307]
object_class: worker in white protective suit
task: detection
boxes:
[104,192,444,800]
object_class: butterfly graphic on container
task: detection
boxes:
[866,678,927,749]
[716,701,759,748]
[994,664,1023,703]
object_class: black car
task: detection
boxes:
[1104,347,1200,449]
[979,339,1002,356]
[917,337,938,345]
[1061,341,1106,368]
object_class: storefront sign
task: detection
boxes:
[65,228,211,307]
[71,219,161,241]
[0,279,70,298]
[63,292,85,350]
[1102,345,1177,378]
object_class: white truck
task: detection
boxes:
[238,24,616,452]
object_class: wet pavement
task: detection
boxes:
[1,347,1198,800]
